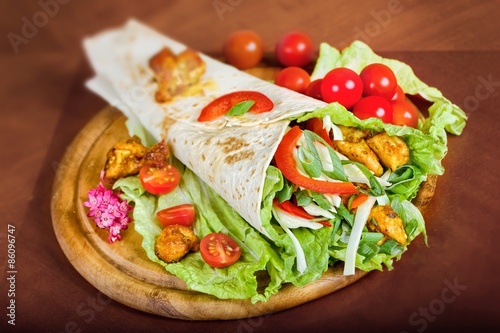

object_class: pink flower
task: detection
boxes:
[83,178,133,244]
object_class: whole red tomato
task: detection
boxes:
[223,30,263,70]
[391,99,419,128]
[360,63,397,100]
[320,67,363,109]
[352,96,394,123]
[275,32,313,67]
[305,79,323,100]
[391,85,406,102]
[274,67,311,94]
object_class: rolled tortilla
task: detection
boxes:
[83,19,327,130]
[84,19,329,236]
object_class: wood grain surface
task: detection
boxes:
[51,64,436,320]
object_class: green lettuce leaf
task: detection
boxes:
[296,104,447,176]
[114,163,334,303]
[310,41,467,162]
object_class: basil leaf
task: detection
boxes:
[388,165,416,183]
[226,100,255,116]
[386,165,424,199]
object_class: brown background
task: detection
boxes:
[1,0,499,332]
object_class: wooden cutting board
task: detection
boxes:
[51,67,436,320]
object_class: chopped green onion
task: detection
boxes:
[357,242,380,263]
[297,145,322,178]
[379,239,405,256]
[304,130,348,182]
[341,160,385,196]
[361,231,384,243]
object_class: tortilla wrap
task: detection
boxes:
[83,20,332,236]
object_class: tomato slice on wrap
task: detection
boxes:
[197,91,274,122]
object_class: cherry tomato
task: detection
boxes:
[156,204,196,227]
[320,68,363,109]
[305,79,323,100]
[223,30,263,70]
[391,99,419,128]
[198,91,274,122]
[275,32,313,67]
[359,63,397,100]
[391,85,405,102]
[274,67,311,94]
[139,164,181,195]
[352,96,393,123]
[200,233,241,268]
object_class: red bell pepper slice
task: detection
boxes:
[305,117,334,147]
[349,193,369,210]
[274,126,358,195]
[274,199,315,220]
[198,91,274,122]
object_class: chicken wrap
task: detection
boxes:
[83,20,467,302]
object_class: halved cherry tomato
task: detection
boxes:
[197,91,274,122]
[359,63,397,100]
[305,79,323,100]
[275,31,313,67]
[274,66,311,94]
[139,164,181,195]
[200,233,241,268]
[320,68,363,109]
[223,30,263,70]
[391,99,419,128]
[156,204,196,227]
[274,199,315,219]
[352,96,393,123]
[305,117,334,147]
[274,126,358,195]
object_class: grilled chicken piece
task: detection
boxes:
[337,125,370,143]
[367,205,407,245]
[366,132,410,171]
[143,140,170,166]
[103,137,148,183]
[155,225,199,263]
[103,138,169,183]
[334,125,383,176]
[149,47,206,103]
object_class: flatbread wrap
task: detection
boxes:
[82,20,467,302]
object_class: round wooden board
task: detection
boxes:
[51,67,437,321]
